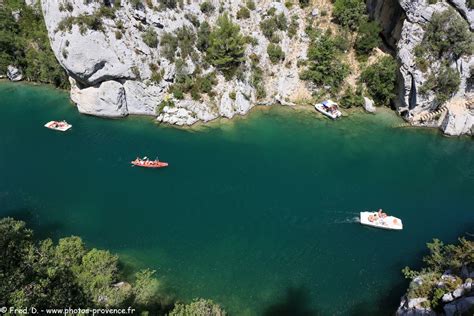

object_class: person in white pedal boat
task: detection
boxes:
[368,209,401,226]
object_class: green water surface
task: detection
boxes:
[0,82,473,315]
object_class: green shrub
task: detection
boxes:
[160,32,178,61]
[246,0,256,10]
[360,56,397,106]
[169,298,226,316]
[197,21,211,52]
[288,15,299,38]
[333,32,351,52]
[260,13,288,42]
[206,14,246,78]
[420,63,461,106]
[142,27,158,48]
[300,30,350,94]
[332,0,366,31]
[244,35,258,46]
[298,0,310,8]
[200,1,215,14]
[159,0,177,9]
[184,13,200,28]
[267,43,285,63]
[150,69,164,83]
[355,20,381,59]
[172,85,185,99]
[157,98,175,114]
[250,58,266,99]
[176,26,196,59]
[237,6,250,19]
[339,87,364,108]
[416,9,473,61]
[229,91,236,100]
[170,69,217,100]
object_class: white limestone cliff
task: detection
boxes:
[40,0,310,125]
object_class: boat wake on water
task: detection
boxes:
[333,216,360,224]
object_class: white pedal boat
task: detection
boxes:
[315,100,342,119]
[44,120,72,132]
[360,210,403,230]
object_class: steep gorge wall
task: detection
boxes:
[38,0,474,135]
[369,0,474,136]
[41,0,311,125]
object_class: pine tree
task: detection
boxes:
[206,14,246,78]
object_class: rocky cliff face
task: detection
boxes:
[369,0,473,136]
[41,0,310,125]
[39,0,473,135]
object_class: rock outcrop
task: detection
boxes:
[397,269,474,316]
[363,97,376,113]
[40,0,310,123]
[7,65,23,81]
[400,1,472,134]
[368,0,474,136]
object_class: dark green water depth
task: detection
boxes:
[1,83,473,315]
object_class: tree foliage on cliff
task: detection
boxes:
[0,0,68,87]
[354,20,382,59]
[206,14,246,78]
[360,56,397,106]
[300,29,349,94]
[401,237,474,309]
[420,63,461,106]
[416,8,473,62]
[332,0,366,31]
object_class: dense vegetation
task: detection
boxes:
[416,9,473,107]
[360,56,397,106]
[0,0,68,87]
[416,9,473,62]
[332,0,366,31]
[354,20,381,60]
[300,29,349,94]
[0,217,225,315]
[402,237,474,310]
[206,14,246,78]
[260,9,288,43]
[267,43,285,64]
[420,64,461,105]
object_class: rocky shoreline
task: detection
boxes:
[2,0,473,135]
[396,238,474,316]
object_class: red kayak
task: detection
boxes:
[131,157,168,168]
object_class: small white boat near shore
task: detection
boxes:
[44,120,72,132]
[315,100,342,119]
[360,210,403,230]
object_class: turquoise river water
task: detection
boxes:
[0,82,473,315]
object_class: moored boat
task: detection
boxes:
[360,209,403,230]
[131,156,168,168]
[44,120,72,132]
[315,100,342,119]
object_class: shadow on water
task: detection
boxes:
[263,286,321,316]
[348,277,407,316]
[2,207,64,241]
